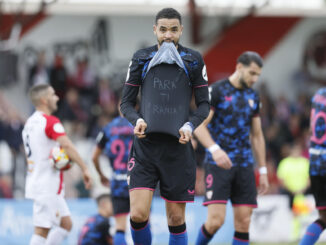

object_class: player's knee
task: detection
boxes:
[207,215,224,232]
[167,213,184,226]
[130,209,149,223]
[234,216,251,231]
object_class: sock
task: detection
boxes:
[30,234,46,245]
[299,219,326,245]
[114,230,127,245]
[45,226,69,245]
[130,219,152,245]
[232,231,249,245]
[169,223,187,245]
[195,224,214,245]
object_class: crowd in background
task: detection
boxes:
[0,49,315,200]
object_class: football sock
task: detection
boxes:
[299,219,326,245]
[45,226,69,245]
[169,223,187,245]
[130,219,151,245]
[30,234,46,245]
[232,231,249,245]
[114,230,127,245]
[195,224,214,245]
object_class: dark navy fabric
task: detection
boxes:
[310,88,326,176]
[140,63,192,137]
[120,44,209,129]
[206,79,260,167]
[97,116,133,197]
[78,214,111,245]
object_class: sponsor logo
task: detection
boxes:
[206,190,213,200]
[188,189,195,195]
[202,65,208,81]
[53,123,65,133]
[224,96,232,101]
[248,99,254,108]
[126,61,132,81]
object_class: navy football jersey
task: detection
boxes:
[309,88,326,176]
[96,116,133,197]
[78,214,112,245]
[207,79,260,167]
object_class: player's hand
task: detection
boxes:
[258,174,269,195]
[82,169,92,190]
[179,130,192,144]
[134,119,147,138]
[100,174,110,187]
[179,122,193,144]
[212,149,232,169]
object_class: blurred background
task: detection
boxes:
[0,0,326,244]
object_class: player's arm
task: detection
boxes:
[57,135,91,189]
[194,109,232,169]
[179,53,210,144]
[250,116,269,195]
[92,131,110,186]
[120,52,147,138]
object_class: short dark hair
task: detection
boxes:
[237,51,263,68]
[29,84,51,106]
[155,8,182,25]
[96,193,111,204]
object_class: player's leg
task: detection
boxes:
[196,163,232,245]
[45,196,71,245]
[232,206,253,245]
[299,175,326,245]
[114,215,128,245]
[112,197,130,245]
[30,196,53,245]
[129,189,153,245]
[196,204,227,245]
[30,227,49,245]
[165,202,188,245]
[231,166,257,245]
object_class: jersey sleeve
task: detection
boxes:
[120,51,144,126]
[191,52,209,88]
[253,92,260,116]
[95,130,109,149]
[209,82,220,108]
[43,114,66,140]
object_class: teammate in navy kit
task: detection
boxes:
[78,194,113,245]
[195,51,269,245]
[92,106,133,245]
[299,88,326,245]
[120,8,209,245]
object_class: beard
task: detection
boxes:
[239,78,249,89]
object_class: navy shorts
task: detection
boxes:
[128,133,196,202]
[203,164,257,207]
[310,175,326,210]
[112,196,130,216]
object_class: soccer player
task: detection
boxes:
[92,103,133,245]
[299,88,326,245]
[78,193,113,245]
[22,84,92,245]
[194,51,269,245]
[120,7,209,245]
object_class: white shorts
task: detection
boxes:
[33,194,71,228]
